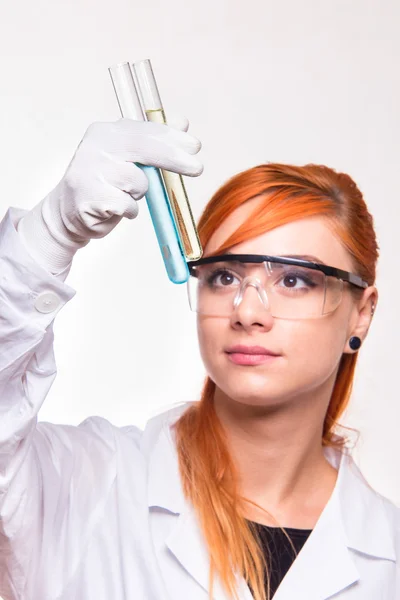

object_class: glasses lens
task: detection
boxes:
[188,261,244,316]
[188,261,343,319]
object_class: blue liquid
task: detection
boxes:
[139,165,189,284]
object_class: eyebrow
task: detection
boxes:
[223,251,327,265]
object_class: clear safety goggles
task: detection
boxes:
[187,254,368,320]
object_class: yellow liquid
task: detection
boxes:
[146,109,202,261]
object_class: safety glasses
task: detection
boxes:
[187,254,368,320]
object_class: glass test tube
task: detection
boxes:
[132,59,203,261]
[108,62,189,284]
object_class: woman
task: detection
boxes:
[0,118,398,600]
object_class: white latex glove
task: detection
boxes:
[17,117,202,277]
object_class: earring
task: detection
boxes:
[349,336,362,351]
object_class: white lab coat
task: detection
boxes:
[0,207,399,600]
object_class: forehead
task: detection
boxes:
[204,197,353,271]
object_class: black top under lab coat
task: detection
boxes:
[247,521,313,599]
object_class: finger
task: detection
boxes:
[114,119,201,156]
[134,143,204,177]
[80,192,139,229]
[107,160,149,200]
[116,195,140,220]
[166,114,190,132]
[163,126,201,155]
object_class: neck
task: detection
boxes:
[213,380,339,528]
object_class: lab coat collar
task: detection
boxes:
[141,404,396,599]
[141,403,189,515]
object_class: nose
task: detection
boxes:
[230,277,274,331]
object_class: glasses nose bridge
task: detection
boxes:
[233,275,270,310]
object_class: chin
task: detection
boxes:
[220,389,286,409]
[214,373,286,406]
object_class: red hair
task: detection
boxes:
[173,164,379,600]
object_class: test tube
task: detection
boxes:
[132,59,203,261]
[108,62,189,284]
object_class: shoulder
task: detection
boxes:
[35,416,144,463]
[78,415,144,451]
[379,493,400,521]
[357,466,400,560]
[326,445,400,565]
[36,403,192,454]
[381,494,400,551]
[385,499,400,581]
[76,402,192,453]
[359,471,400,539]
[139,402,194,452]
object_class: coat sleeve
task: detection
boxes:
[0,208,118,599]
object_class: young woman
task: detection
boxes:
[0,118,398,600]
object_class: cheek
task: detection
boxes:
[282,315,349,379]
[196,316,225,366]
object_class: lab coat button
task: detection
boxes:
[34,291,61,313]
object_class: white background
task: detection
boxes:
[0,0,399,505]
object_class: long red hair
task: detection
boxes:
[173,164,379,600]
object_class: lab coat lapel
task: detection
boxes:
[274,445,396,600]
[142,404,254,600]
[165,505,254,600]
[272,487,359,600]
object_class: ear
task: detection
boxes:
[343,286,378,354]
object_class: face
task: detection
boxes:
[196,197,377,409]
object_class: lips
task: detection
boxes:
[225,345,280,356]
[225,345,280,366]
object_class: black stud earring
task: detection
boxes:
[349,336,362,351]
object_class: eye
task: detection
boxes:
[277,271,317,290]
[282,274,305,288]
[206,268,241,288]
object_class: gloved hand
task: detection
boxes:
[17,117,203,277]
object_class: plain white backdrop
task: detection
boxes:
[0,0,399,505]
